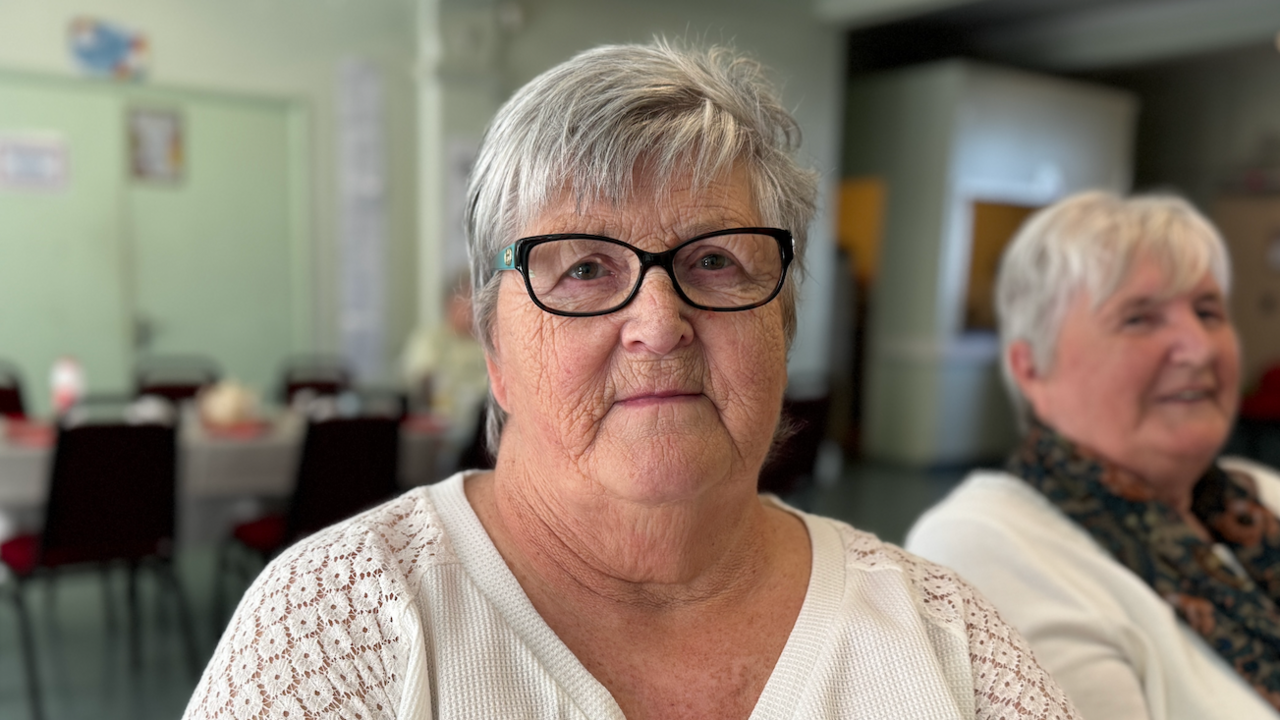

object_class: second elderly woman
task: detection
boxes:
[185,41,1077,720]
[908,192,1280,720]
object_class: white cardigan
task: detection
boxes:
[184,473,1077,719]
[906,457,1280,720]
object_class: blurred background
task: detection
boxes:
[3,0,1280,716]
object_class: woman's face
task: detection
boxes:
[1020,252,1240,484]
[485,168,789,504]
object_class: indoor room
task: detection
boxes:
[1,0,1278,718]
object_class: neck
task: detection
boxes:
[468,449,776,610]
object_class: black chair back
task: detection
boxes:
[278,355,352,405]
[42,398,177,567]
[0,359,27,418]
[286,415,400,542]
[136,355,221,403]
[758,394,832,496]
[455,404,495,473]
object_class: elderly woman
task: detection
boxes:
[907,191,1280,720]
[184,42,1076,719]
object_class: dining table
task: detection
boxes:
[0,408,446,545]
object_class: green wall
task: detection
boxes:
[0,0,419,384]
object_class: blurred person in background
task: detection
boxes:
[184,41,1078,719]
[908,191,1280,720]
[402,269,489,470]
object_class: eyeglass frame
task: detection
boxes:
[491,227,795,318]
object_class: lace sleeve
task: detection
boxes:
[183,518,426,720]
[959,581,1080,720]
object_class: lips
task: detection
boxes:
[1156,387,1215,402]
[615,389,703,405]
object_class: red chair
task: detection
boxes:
[0,396,200,720]
[1241,364,1280,420]
[1236,363,1280,460]
[277,355,351,405]
[212,393,402,630]
[0,359,27,419]
[135,354,220,403]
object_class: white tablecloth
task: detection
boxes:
[0,413,443,543]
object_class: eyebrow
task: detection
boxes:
[1108,288,1224,317]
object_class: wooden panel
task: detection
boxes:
[1213,196,1280,390]
[837,177,885,282]
[965,201,1039,332]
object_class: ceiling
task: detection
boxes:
[823,0,1280,72]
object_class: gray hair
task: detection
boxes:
[996,190,1232,431]
[465,40,819,452]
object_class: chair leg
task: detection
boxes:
[10,581,45,720]
[126,561,141,671]
[211,540,230,637]
[157,560,202,677]
[99,564,117,634]
[41,569,56,629]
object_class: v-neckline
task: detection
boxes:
[429,474,846,719]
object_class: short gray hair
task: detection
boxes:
[465,40,819,452]
[996,190,1231,430]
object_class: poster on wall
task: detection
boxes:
[0,134,69,192]
[337,58,388,382]
[68,16,149,80]
[128,108,184,183]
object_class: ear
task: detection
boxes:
[485,351,509,412]
[1007,340,1048,417]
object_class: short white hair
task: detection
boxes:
[996,190,1232,430]
[465,40,820,452]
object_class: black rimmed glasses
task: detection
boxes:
[491,227,795,317]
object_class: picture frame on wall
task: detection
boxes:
[129,107,183,183]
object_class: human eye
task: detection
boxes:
[1118,307,1161,332]
[1195,301,1227,325]
[695,251,735,272]
[566,259,609,281]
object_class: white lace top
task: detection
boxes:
[184,473,1079,720]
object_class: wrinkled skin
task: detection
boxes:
[1013,254,1241,512]
[469,168,811,720]
[486,167,789,518]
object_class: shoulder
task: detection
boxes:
[906,469,1094,564]
[184,485,461,720]
[822,514,1008,638]
[1220,456,1280,514]
[286,483,461,576]
[808,515,1079,720]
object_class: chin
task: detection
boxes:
[1155,427,1230,463]
[594,436,738,503]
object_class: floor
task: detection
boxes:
[0,461,973,720]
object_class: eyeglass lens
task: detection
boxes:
[524,232,783,314]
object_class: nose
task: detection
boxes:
[618,267,694,355]
[1168,305,1216,367]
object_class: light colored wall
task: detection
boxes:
[1104,45,1280,391]
[850,60,1136,465]
[418,0,845,392]
[0,0,419,381]
[1112,45,1280,210]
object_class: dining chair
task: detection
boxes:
[454,403,495,473]
[136,354,221,403]
[277,354,352,405]
[0,358,28,418]
[212,392,402,631]
[0,395,200,720]
[757,394,833,497]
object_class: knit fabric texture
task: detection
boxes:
[184,473,1078,720]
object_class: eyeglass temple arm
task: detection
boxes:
[493,243,518,271]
